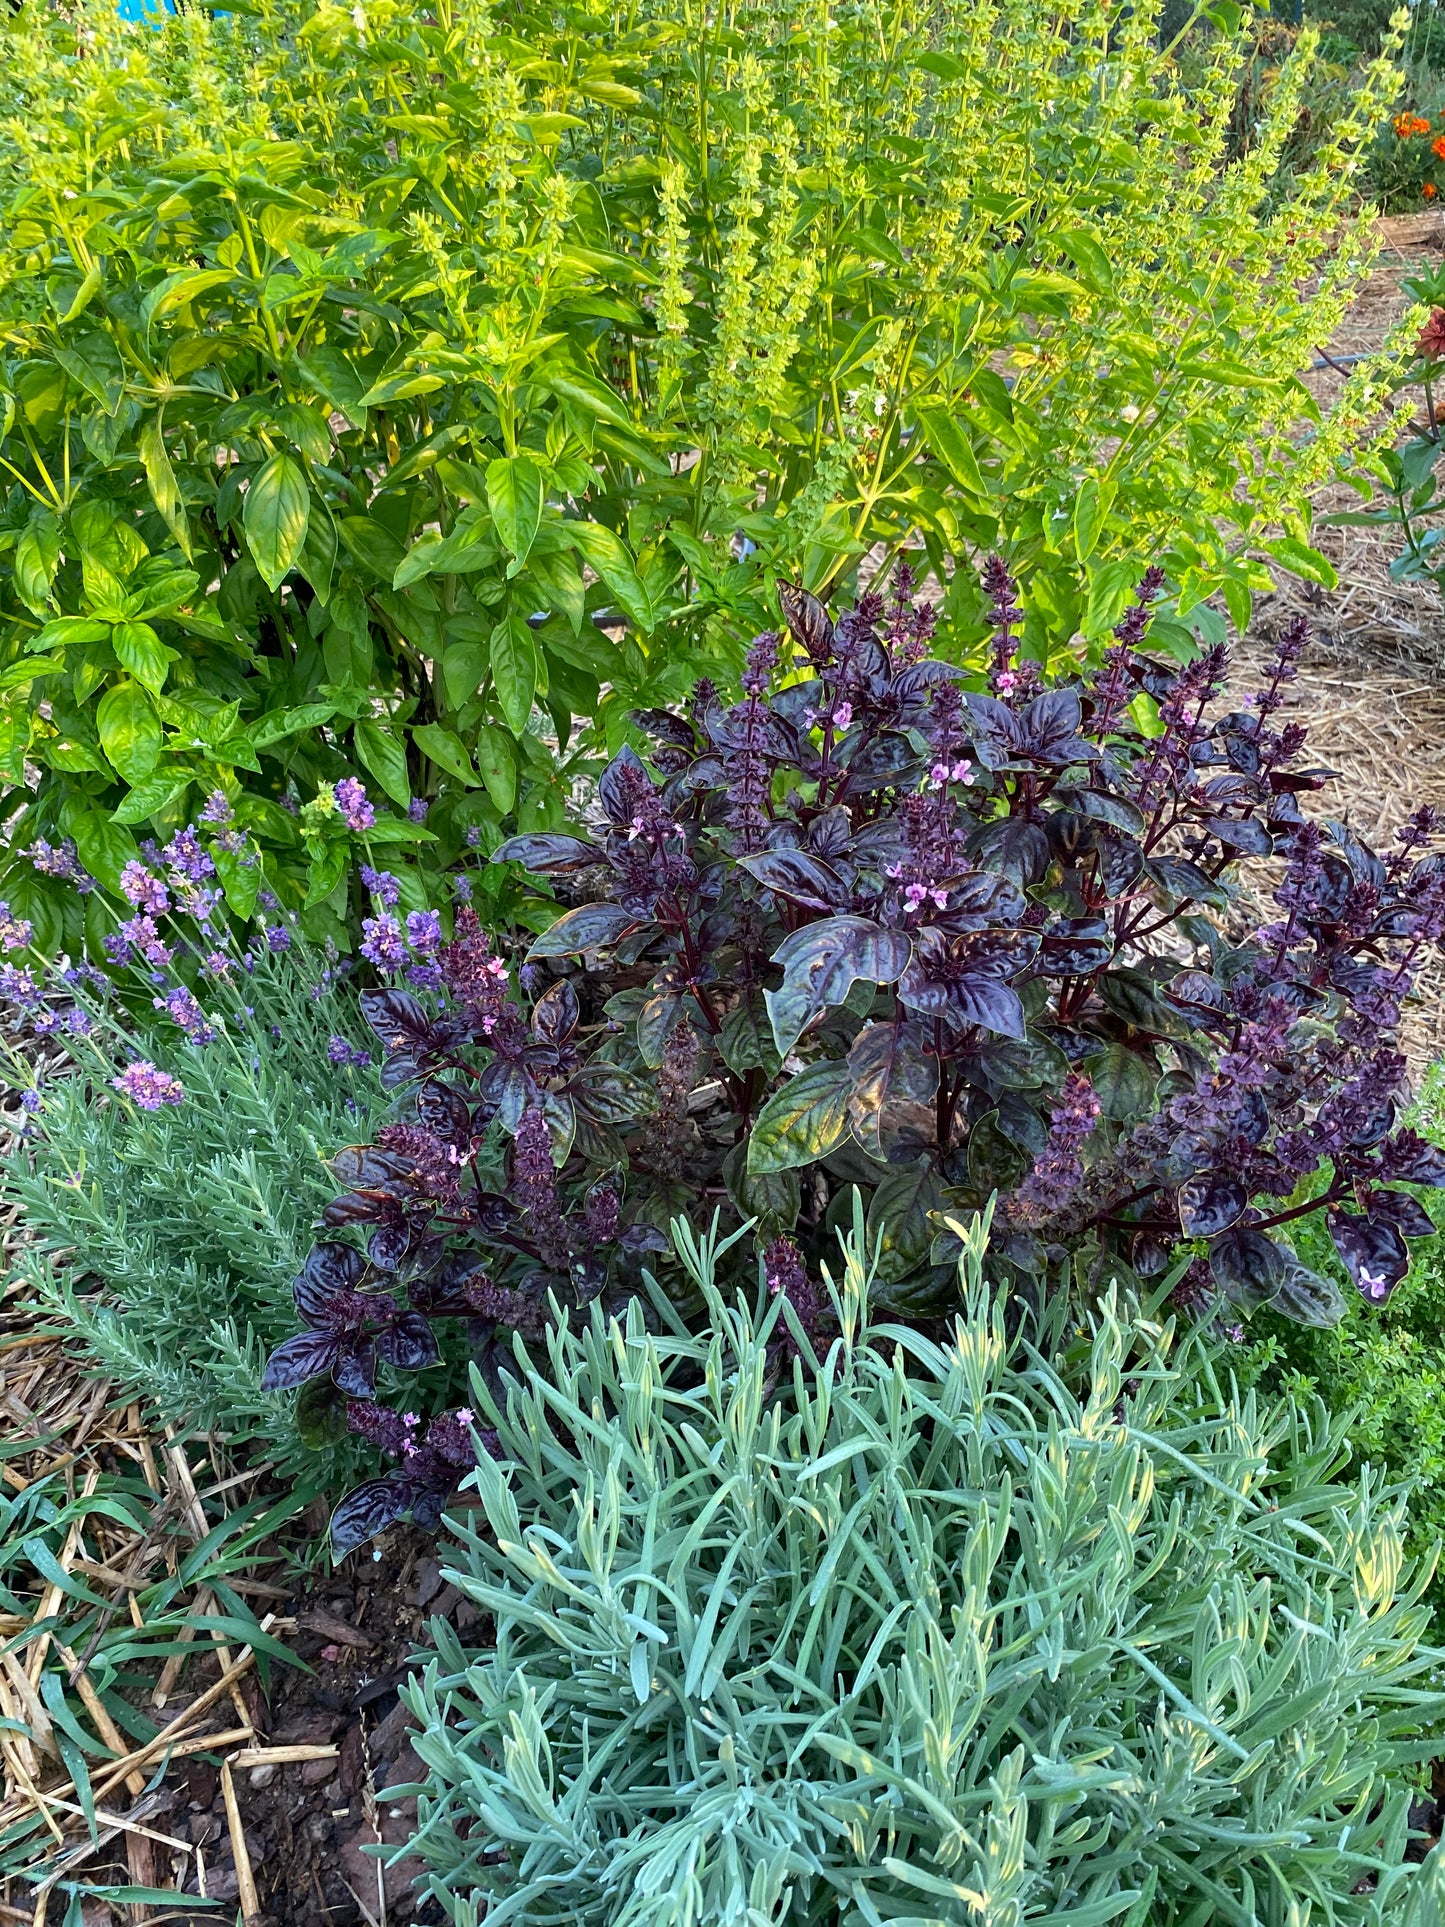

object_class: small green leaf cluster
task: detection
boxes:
[399,1209,1445,1927]
[0,0,1409,950]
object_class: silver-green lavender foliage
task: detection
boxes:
[2,949,390,1481]
[401,1209,1445,1927]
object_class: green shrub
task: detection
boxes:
[2,941,396,1485]
[400,1209,1445,1927]
[0,0,1410,949]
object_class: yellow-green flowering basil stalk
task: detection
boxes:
[0,0,1409,959]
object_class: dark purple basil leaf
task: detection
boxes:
[491,832,603,873]
[738,847,852,910]
[1328,1208,1409,1304]
[767,916,913,1056]
[1179,1177,1247,1238]
[1058,787,1146,835]
[839,730,917,794]
[378,1310,441,1372]
[1018,687,1095,765]
[1213,718,1261,777]
[360,988,433,1052]
[531,977,580,1045]
[897,964,1025,1039]
[333,1335,378,1397]
[964,693,1024,767]
[569,1064,653,1124]
[662,756,727,808]
[1272,1257,1347,1329]
[1143,856,1230,911]
[968,1109,1028,1191]
[966,817,1050,886]
[1046,811,1092,863]
[1368,1189,1437,1240]
[473,1192,521,1235]
[380,1051,423,1091]
[1209,1226,1288,1311]
[478,1055,539,1131]
[332,1145,413,1188]
[846,1020,937,1164]
[1380,1131,1445,1187]
[367,1222,412,1272]
[806,807,853,857]
[626,708,697,751]
[262,1331,340,1391]
[597,744,653,826]
[1368,908,1420,940]
[1201,772,1262,808]
[778,581,834,661]
[1204,816,1273,858]
[618,1222,671,1255]
[1344,1098,1396,1150]
[330,1476,417,1557]
[1131,1232,1172,1278]
[1325,819,1387,890]
[416,1081,472,1144]
[1097,967,1187,1038]
[322,1190,395,1227]
[1163,969,1228,1017]
[410,1482,452,1532]
[1093,831,1143,896]
[527,902,641,960]
[293,1241,368,1325]
[1038,918,1112,977]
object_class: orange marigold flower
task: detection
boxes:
[1432,135,1445,159]
[1398,112,1415,135]
[1427,182,1441,201]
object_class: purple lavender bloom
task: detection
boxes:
[265,924,292,953]
[465,825,482,848]
[405,963,443,991]
[200,790,233,826]
[30,1010,62,1039]
[18,1088,41,1113]
[328,1035,354,1064]
[360,866,401,908]
[453,875,473,903]
[119,862,169,916]
[202,950,232,977]
[406,909,441,956]
[118,916,172,967]
[0,904,33,953]
[408,798,430,823]
[157,985,217,1045]
[161,828,215,884]
[0,964,44,1013]
[65,1008,92,1036]
[31,838,86,885]
[112,1061,185,1110]
[360,914,407,972]
[335,777,375,833]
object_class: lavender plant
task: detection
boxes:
[254,561,1445,1553]
[0,805,392,1479]
[399,1211,1445,1927]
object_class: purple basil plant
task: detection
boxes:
[265,560,1445,1553]
[493,560,1445,1319]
